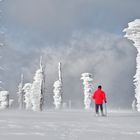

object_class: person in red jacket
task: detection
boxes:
[92,85,107,116]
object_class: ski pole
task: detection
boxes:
[104,102,107,116]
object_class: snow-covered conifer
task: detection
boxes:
[81,73,93,110]
[0,90,9,109]
[17,74,24,109]
[124,19,140,112]
[53,62,63,109]
[30,57,45,111]
[23,83,32,110]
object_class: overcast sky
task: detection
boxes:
[0,0,140,109]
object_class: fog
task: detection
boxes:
[0,0,140,109]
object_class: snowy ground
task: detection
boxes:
[0,110,140,140]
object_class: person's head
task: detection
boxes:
[98,85,102,89]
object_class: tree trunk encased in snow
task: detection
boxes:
[53,62,63,109]
[81,73,93,110]
[53,80,62,109]
[0,91,9,109]
[23,83,32,110]
[124,19,140,112]
[17,74,24,109]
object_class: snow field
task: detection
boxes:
[0,110,139,140]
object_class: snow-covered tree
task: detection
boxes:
[0,90,9,109]
[124,19,140,112]
[30,57,45,111]
[81,73,93,110]
[53,62,63,109]
[23,83,32,110]
[17,74,24,109]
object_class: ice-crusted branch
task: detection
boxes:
[81,73,93,110]
[123,19,140,112]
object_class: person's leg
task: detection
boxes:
[100,104,103,112]
[96,104,99,115]
[100,104,104,116]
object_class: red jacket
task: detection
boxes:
[92,88,106,104]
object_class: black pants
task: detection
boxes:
[95,104,103,114]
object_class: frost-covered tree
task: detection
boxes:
[17,74,24,109]
[0,90,9,109]
[124,19,140,112]
[23,83,32,110]
[81,73,93,110]
[53,62,63,109]
[0,90,14,109]
[30,57,45,111]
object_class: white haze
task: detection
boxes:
[0,31,136,109]
[0,0,140,109]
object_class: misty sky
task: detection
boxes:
[0,0,140,109]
